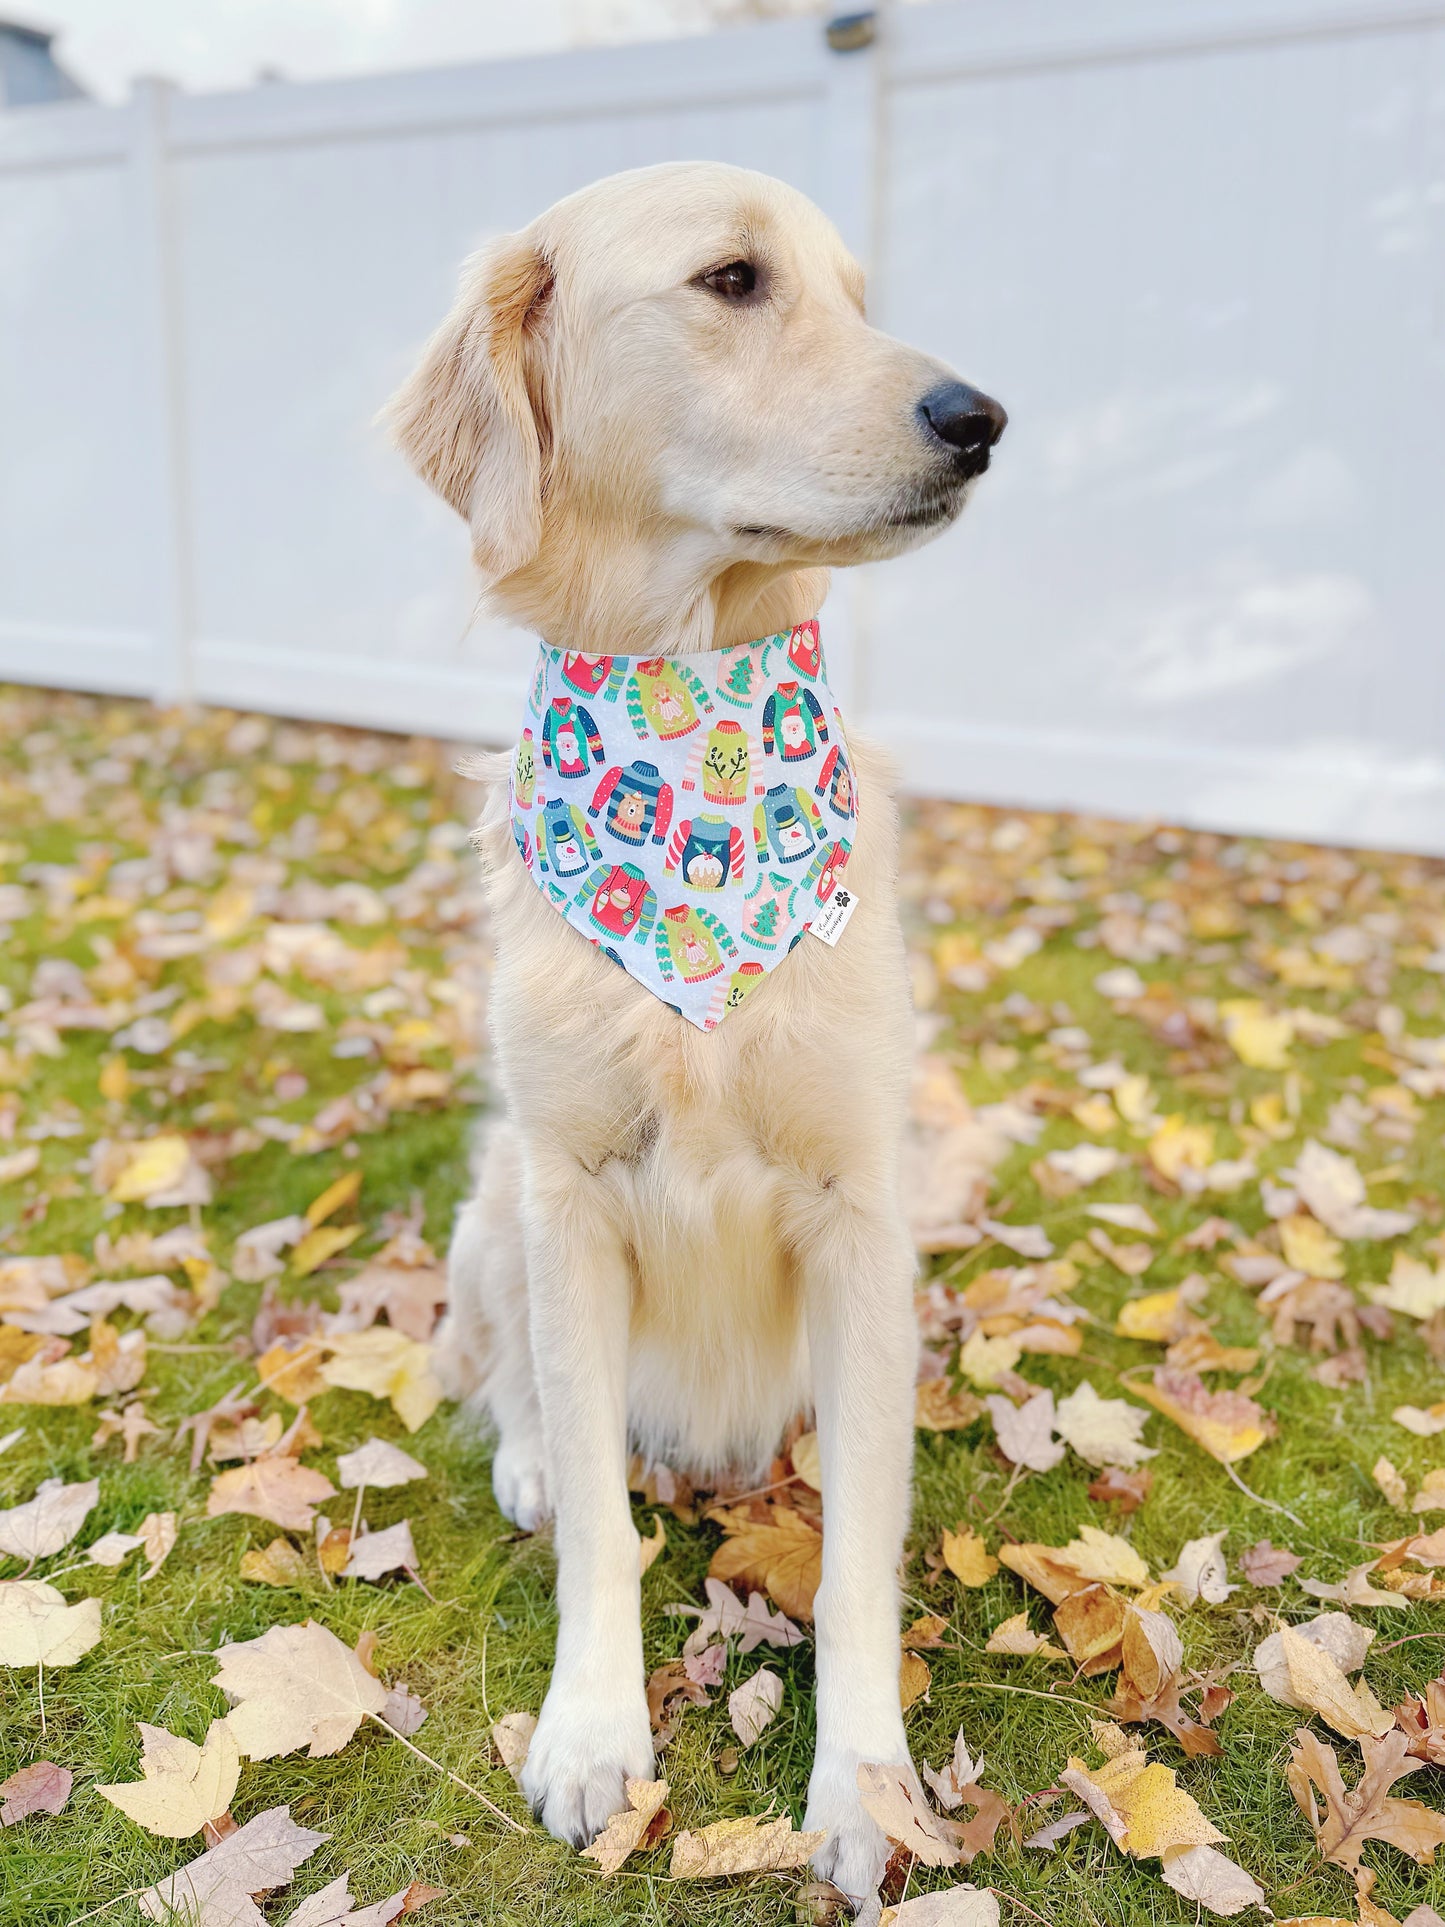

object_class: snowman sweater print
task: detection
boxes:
[509,622,856,1030]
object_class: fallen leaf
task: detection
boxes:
[880,1886,1000,1925]
[856,1761,960,1868]
[319,1329,443,1434]
[1059,1740,1223,1858]
[1159,1842,1269,1916]
[240,1539,310,1588]
[915,1381,985,1432]
[208,1459,337,1533]
[984,1612,1067,1661]
[212,1619,388,1759]
[1280,1215,1346,1279]
[900,1650,932,1711]
[668,1812,826,1877]
[1053,1584,1129,1676]
[0,1354,99,1406]
[291,1223,364,1278]
[1291,1141,1416,1242]
[490,1712,535,1786]
[334,1438,428,1490]
[0,1760,72,1824]
[1412,1469,1445,1515]
[580,1778,670,1874]
[1393,1403,1445,1437]
[1241,1539,1303,1586]
[708,1504,823,1621]
[108,1136,195,1205]
[343,1519,418,1582]
[985,1389,1064,1472]
[1269,1625,1395,1740]
[0,1580,102,1666]
[1288,1727,1445,1872]
[729,1669,783,1746]
[379,1684,427,1739]
[138,1802,327,1924]
[958,1332,1024,1389]
[98,1719,241,1838]
[1256,1613,1377,1704]
[638,1514,667,1576]
[1133,1368,1274,1463]
[0,1477,99,1562]
[942,1527,998,1588]
[1162,1531,1235,1605]
[669,1577,804,1653]
[1053,1382,1156,1470]
[138,1510,177,1580]
[305,1170,362,1227]
[1300,1564,1412,1610]
[1088,1466,1153,1512]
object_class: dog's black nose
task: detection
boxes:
[917,381,1008,470]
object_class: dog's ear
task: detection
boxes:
[385,234,553,581]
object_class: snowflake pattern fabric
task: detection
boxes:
[508,622,857,1030]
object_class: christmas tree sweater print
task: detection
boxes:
[509,620,855,1030]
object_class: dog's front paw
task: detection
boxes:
[521,1686,654,1848]
[805,1749,910,1908]
[492,1435,551,1531]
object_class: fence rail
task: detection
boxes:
[2,0,1443,851]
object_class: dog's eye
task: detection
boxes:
[697,260,758,303]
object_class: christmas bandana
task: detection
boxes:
[507,621,857,1030]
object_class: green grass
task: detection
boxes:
[0,688,1443,1925]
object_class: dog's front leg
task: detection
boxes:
[516,1144,653,1845]
[798,1186,920,1904]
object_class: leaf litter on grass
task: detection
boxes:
[2,691,1445,1921]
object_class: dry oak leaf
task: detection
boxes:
[335,1438,428,1490]
[319,1329,443,1434]
[1132,1368,1274,1464]
[880,1885,1000,1925]
[98,1718,241,1838]
[0,1761,72,1824]
[856,1761,960,1868]
[0,1580,101,1667]
[208,1458,336,1533]
[707,1503,822,1621]
[0,1476,98,1562]
[1288,1727,1445,1873]
[1395,1672,1445,1766]
[668,1812,826,1878]
[138,1802,327,1925]
[580,1777,670,1875]
[1059,1742,1223,1859]
[984,1612,1067,1661]
[942,1526,998,1588]
[212,1618,388,1760]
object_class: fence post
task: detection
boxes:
[127,76,193,704]
[817,11,885,721]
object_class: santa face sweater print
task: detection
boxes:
[509,621,855,1030]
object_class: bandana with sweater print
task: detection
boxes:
[508,621,856,1030]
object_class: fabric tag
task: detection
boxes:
[809,881,860,947]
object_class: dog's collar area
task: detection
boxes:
[508,620,857,1030]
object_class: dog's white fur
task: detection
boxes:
[387,161,990,1903]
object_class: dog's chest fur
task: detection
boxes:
[470,732,913,1474]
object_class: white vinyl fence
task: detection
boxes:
[2,0,1444,851]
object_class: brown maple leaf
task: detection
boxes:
[707,1503,823,1621]
[1287,1727,1445,1873]
[1240,1539,1303,1587]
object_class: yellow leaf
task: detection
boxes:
[1413,1469,1445,1515]
[0,1355,99,1406]
[1053,1584,1128,1677]
[1147,1117,1214,1184]
[319,1328,443,1433]
[290,1223,363,1277]
[669,1813,826,1879]
[256,1340,328,1405]
[638,1515,667,1577]
[99,1057,130,1104]
[957,1331,1022,1389]
[240,1539,310,1588]
[790,1430,822,1490]
[211,1619,387,1761]
[97,1720,240,1839]
[580,1779,670,1875]
[1133,1368,1273,1464]
[1056,1526,1150,1589]
[1220,1000,1293,1070]
[108,1136,192,1204]
[305,1170,362,1227]
[984,1612,1067,1661]
[899,1650,931,1711]
[707,1504,823,1622]
[207,1459,336,1533]
[1115,1288,1189,1344]
[915,1381,985,1432]
[1060,1745,1223,1859]
[1277,1626,1394,1741]
[1279,1216,1345,1280]
[942,1527,998,1588]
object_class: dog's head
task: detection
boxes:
[387,161,1004,602]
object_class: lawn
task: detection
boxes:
[0,682,1443,1927]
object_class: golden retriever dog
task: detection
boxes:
[387,160,1004,1904]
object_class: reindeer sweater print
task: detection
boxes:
[509,622,856,1030]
